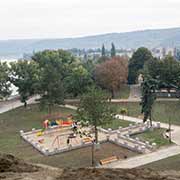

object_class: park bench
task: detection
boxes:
[100,156,118,165]
[83,137,92,143]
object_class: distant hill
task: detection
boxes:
[0,27,180,59]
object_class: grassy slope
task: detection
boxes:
[115,101,180,125]
[142,154,180,171]
[133,128,170,147]
[114,85,130,99]
[101,119,133,130]
[0,104,134,167]
[0,105,76,156]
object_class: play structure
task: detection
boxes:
[20,113,161,157]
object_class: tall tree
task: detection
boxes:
[64,65,93,97]
[144,55,180,90]
[10,60,39,107]
[94,57,128,98]
[111,43,116,57]
[0,62,11,99]
[128,47,153,84]
[76,87,116,143]
[32,50,75,113]
[141,77,158,125]
[101,44,106,57]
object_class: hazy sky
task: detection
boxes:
[0,0,180,40]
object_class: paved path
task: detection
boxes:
[0,96,38,114]
[103,145,180,168]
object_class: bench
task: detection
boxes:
[83,137,92,143]
[100,156,118,165]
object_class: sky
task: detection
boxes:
[0,0,180,40]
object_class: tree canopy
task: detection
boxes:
[76,87,116,143]
[32,50,76,112]
[94,56,128,98]
[0,62,11,99]
[128,47,153,84]
[10,60,39,107]
[144,55,180,90]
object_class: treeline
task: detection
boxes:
[128,47,180,89]
[0,49,128,111]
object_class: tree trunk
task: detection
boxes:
[149,110,152,127]
[48,104,52,114]
[24,101,27,108]
[111,89,115,98]
[95,125,98,143]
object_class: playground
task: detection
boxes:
[20,112,161,159]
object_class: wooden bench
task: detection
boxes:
[100,156,118,165]
[83,137,92,143]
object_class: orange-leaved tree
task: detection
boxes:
[94,56,128,98]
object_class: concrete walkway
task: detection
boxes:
[103,145,180,168]
[0,96,38,114]
[128,84,141,99]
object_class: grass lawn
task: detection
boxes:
[132,128,171,148]
[0,104,76,157]
[115,101,180,125]
[0,104,137,167]
[142,154,180,171]
[114,85,130,99]
[101,119,133,130]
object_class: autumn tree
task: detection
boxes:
[94,56,128,98]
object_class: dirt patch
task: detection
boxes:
[1,153,180,180]
[58,168,180,180]
[0,153,39,173]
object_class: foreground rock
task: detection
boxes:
[1,153,180,180]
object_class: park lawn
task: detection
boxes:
[132,128,171,148]
[142,154,180,171]
[101,119,133,130]
[115,101,180,126]
[0,104,139,167]
[0,104,76,157]
[114,84,130,99]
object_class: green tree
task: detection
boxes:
[76,87,116,143]
[141,77,158,125]
[64,65,93,97]
[32,50,76,113]
[111,43,116,57]
[101,44,106,57]
[144,55,180,90]
[128,47,153,84]
[0,62,11,99]
[10,60,39,107]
